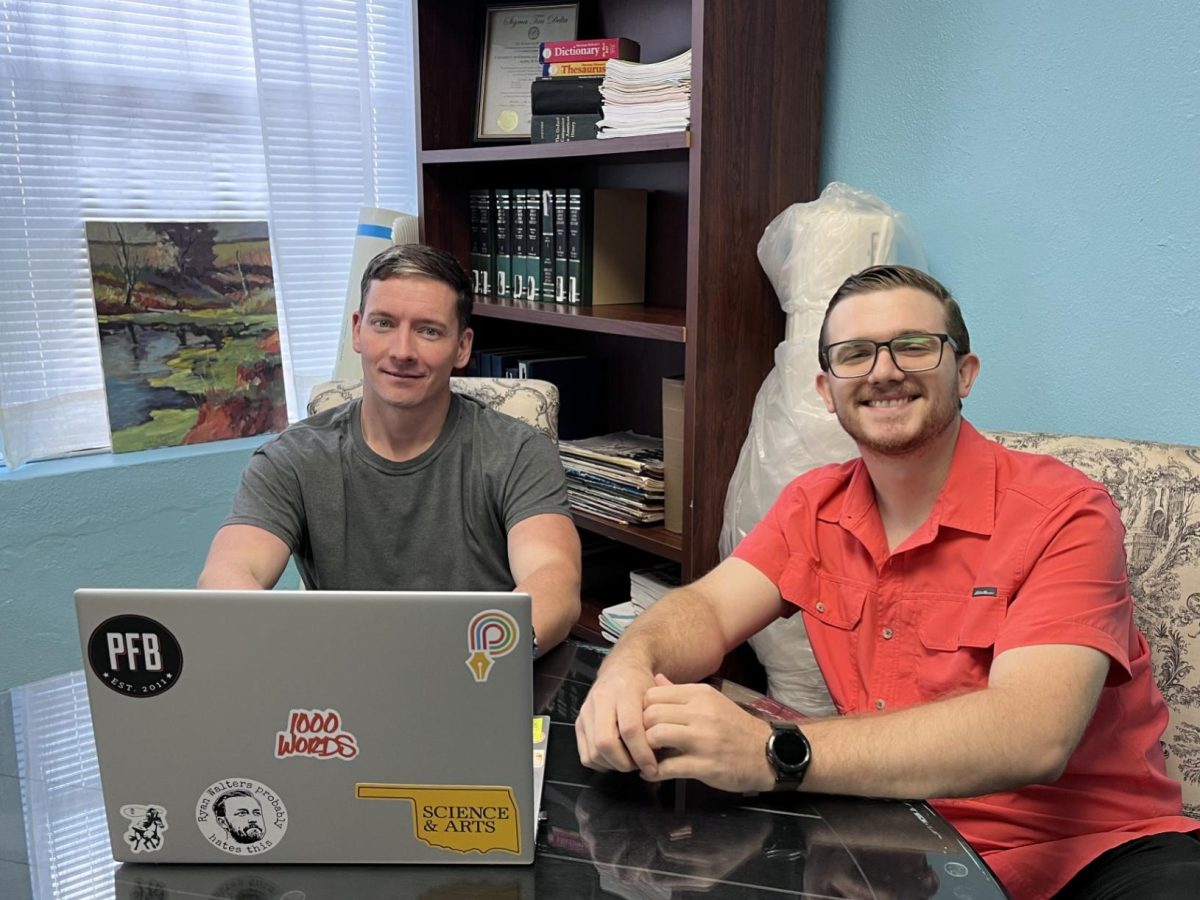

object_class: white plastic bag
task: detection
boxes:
[719,183,925,716]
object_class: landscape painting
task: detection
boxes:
[86,220,287,452]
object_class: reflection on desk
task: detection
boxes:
[1,641,1007,899]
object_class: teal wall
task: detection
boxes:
[4,1,1198,689]
[822,0,1199,444]
[0,440,277,690]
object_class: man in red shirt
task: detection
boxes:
[576,265,1200,898]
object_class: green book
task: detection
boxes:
[553,187,569,303]
[511,189,527,299]
[567,188,587,305]
[468,189,487,296]
[525,188,541,301]
[493,188,512,300]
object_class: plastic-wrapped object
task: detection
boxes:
[719,183,925,716]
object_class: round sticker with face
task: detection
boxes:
[195,778,288,856]
[87,614,183,698]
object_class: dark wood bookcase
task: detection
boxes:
[414,0,826,636]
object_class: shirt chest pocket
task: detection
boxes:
[780,569,867,631]
[914,594,1009,695]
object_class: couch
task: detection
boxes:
[985,431,1200,816]
[307,377,560,441]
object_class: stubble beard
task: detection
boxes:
[834,390,960,458]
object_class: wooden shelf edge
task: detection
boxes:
[421,131,691,165]
[571,511,684,561]
[473,298,685,342]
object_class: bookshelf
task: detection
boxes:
[414,0,826,611]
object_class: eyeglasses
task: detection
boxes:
[821,333,959,379]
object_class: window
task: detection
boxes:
[0,0,416,468]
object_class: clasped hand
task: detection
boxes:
[576,668,774,793]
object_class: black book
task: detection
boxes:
[511,189,527,299]
[524,188,541,301]
[493,188,512,300]
[530,114,601,143]
[530,76,604,115]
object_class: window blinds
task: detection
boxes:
[0,0,417,468]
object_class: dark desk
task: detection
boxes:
[1,641,1006,899]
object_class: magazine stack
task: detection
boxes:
[558,431,665,525]
[600,561,682,642]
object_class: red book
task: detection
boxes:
[539,37,640,64]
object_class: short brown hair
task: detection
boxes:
[818,265,970,371]
[359,243,473,333]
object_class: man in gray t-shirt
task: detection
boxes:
[199,244,581,653]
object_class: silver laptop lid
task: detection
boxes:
[75,589,534,864]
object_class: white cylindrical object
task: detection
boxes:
[333,206,408,381]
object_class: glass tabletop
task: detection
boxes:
[0,641,1007,899]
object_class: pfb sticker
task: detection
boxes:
[87,614,183,698]
[121,803,169,853]
[465,609,520,682]
[275,708,359,760]
[356,784,521,855]
[195,778,287,856]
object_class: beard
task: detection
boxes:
[226,821,265,844]
[833,386,960,458]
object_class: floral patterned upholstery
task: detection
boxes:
[986,431,1200,816]
[306,377,560,442]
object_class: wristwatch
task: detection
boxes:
[765,722,812,790]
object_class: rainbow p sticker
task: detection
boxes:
[355,784,521,854]
[466,609,519,682]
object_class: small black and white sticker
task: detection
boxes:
[121,803,169,853]
[195,778,287,856]
[87,614,183,698]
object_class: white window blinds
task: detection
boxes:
[0,0,417,468]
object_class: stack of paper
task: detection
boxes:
[599,562,682,643]
[597,49,692,139]
[598,601,639,643]
[559,431,665,525]
[630,561,681,612]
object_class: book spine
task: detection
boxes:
[530,114,601,143]
[480,190,494,297]
[493,188,511,300]
[541,60,608,77]
[511,190,526,300]
[554,187,568,303]
[540,189,556,304]
[468,189,484,296]
[539,38,638,63]
[567,188,587,305]
[524,189,541,301]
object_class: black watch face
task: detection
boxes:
[772,729,811,772]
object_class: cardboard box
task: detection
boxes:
[662,376,685,534]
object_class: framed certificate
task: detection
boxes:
[476,3,579,141]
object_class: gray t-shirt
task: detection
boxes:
[224,393,571,591]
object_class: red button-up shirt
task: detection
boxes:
[734,420,1197,898]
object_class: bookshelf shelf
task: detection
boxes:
[473,298,685,342]
[572,511,684,561]
[416,0,825,583]
[421,132,690,166]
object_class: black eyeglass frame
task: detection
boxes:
[819,332,960,379]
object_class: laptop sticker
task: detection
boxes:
[465,609,520,682]
[275,708,359,761]
[87,614,183,698]
[195,778,288,855]
[121,803,169,853]
[356,784,521,854]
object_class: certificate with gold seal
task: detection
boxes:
[476,3,578,141]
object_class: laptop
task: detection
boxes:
[74,588,537,864]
